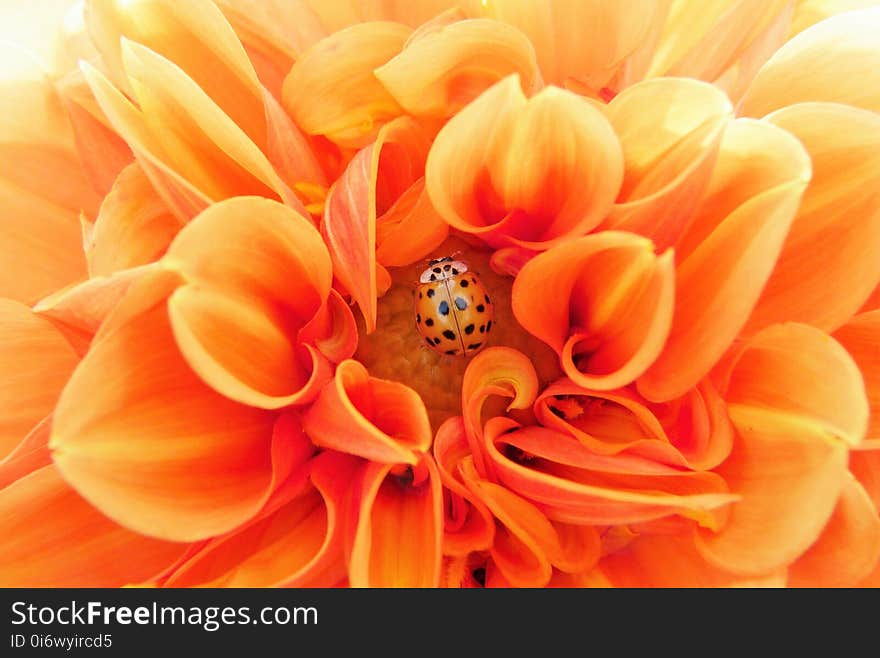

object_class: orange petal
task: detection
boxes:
[282,22,409,148]
[638,119,811,401]
[87,162,182,277]
[0,416,51,490]
[81,60,212,220]
[375,14,540,119]
[433,416,495,555]
[742,103,880,334]
[0,465,187,587]
[349,455,443,587]
[834,311,880,439]
[461,347,539,478]
[85,0,267,150]
[470,0,669,91]
[789,475,880,587]
[303,359,432,464]
[375,177,449,267]
[513,231,674,391]
[425,75,623,250]
[50,270,282,541]
[165,444,356,588]
[483,420,736,528]
[602,78,732,250]
[600,533,786,587]
[322,117,430,331]
[34,263,158,339]
[0,44,96,303]
[0,300,79,460]
[297,289,359,365]
[119,39,291,203]
[740,7,880,116]
[160,197,332,407]
[696,323,864,574]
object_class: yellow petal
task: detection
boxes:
[740,7,880,116]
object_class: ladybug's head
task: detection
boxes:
[419,258,469,283]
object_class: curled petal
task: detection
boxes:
[789,476,880,587]
[483,421,736,528]
[166,197,331,319]
[0,465,188,587]
[297,289,359,364]
[303,360,432,464]
[161,198,332,407]
[86,163,182,277]
[165,448,355,587]
[375,15,541,118]
[0,300,79,460]
[50,270,282,542]
[602,78,733,250]
[696,323,865,574]
[282,22,409,148]
[433,417,495,555]
[834,311,880,440]
[426,75,623,250]
[638,119,811,401]
[513,231,674,391]
[375,178,449,268]
[740,7,880,116]
[322,117,430,331]
[743,103,880,334]
[349,455,443,587]
[461,347,539,477]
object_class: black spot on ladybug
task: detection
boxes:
[455,297,468,311]
[486,320,492,332]
[484,294,490,304]
[418,291,423,299]
[425,318,434,327]
[425,337,433,347]
[443,264,451,271]
[443,329,456,340]
[429,273,437,281]
[427,289,435,298]
[471,277,477,284]
[476,304,485,313]
[465,323,475,335]
[432,337,442,346]
[479,324,485,333]
[451,267,459,275]
[445,349,458,355]
[467,343,482,350]
[416,313,421,324]
[433,267,442,274]
[459,279,469,288]
[438,301,449,315]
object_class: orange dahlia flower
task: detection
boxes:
[1,0,879,588]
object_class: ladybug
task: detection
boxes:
[414,256,495,357]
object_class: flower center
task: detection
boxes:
[355,236,561,429]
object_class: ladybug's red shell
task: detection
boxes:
[414,257,495,357]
